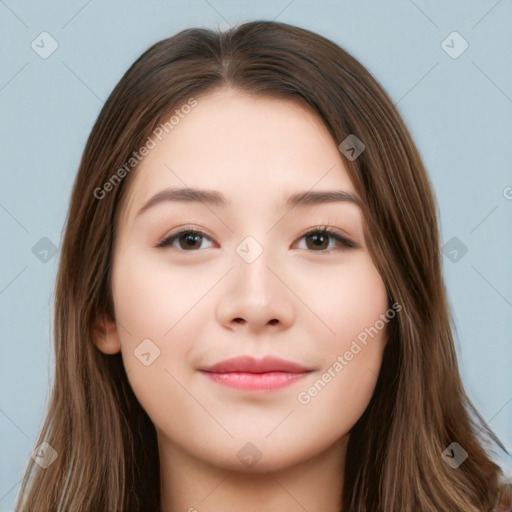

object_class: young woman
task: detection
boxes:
[15,20,511,512]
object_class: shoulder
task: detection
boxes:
[489,482,512,512]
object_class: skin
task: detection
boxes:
[95,88,389,512]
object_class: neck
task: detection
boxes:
[158,434,347,512]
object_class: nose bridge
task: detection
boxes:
[215,233,295,331]
[234,235,279,307]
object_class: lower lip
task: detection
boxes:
[202,371,310,391]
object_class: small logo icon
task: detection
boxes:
[32,237,58,263]
[134,338,160,366]
[235,236,263,264]
[442,237,468,263]
[338,134,365,161]
[442,442,468,468]
[31,32,59,59]
[31,441,58,468]
[441,32,468,59]
[237,442,262,468]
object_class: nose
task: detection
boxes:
[215,247,296,334]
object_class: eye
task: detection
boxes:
[156,226,355,253]
[295,227,355,252]
[156,229,214,251]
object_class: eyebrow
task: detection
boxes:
[136,187,361,216]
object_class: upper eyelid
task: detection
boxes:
[156,228,214,248]
[158,226,354,249]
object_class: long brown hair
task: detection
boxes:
[15,20,510,512]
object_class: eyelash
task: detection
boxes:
[155,225,355,253]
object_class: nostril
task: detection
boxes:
[269,319,279,325]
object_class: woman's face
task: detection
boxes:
[97,88,390,472]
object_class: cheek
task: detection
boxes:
[112,264,170,341]
[291,253,389,425]
[336,258,388,342]
[109,249,190,380]
[111,247,214,341]
[109,247,224,405]
[294,252,389,347]
[109,251,201,429]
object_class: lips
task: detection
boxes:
[201,355,312,374]
[200,356,313,391]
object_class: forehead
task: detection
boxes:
[120,89,357,225]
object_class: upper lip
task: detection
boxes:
[201,356,312,374]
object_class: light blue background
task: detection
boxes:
[1,1,511,509]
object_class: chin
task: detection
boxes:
[202,438,323,475]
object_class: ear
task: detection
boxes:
[93,312,122,355]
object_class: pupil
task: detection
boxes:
[178,232,331,250]
[309,234,327,250]
[183,233,200,249]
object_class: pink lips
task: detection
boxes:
[200,356,313,391]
